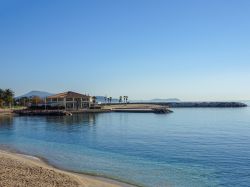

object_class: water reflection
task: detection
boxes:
[45,113,97,126]
[0,115,13,129]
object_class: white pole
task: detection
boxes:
[45,97,47,110]
[64,98,66,111]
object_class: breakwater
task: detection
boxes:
[14,110,72,116]
[129,102,247,108]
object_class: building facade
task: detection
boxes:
[46,91,93,110]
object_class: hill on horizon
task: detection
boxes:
[16,91,53,99]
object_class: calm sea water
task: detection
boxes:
[0,105,250,187]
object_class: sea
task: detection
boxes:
[0,102,250,187]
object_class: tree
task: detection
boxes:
[4,89,14,108]
[31,96,42,106]
[126,96,128,103]
[0,89,4,107]
[119,96,122,103]
[123,96,128,104]
[109,97,112,103]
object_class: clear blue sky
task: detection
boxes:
[0,0,250,101]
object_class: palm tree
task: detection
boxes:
[109,97,112,103]
[104,96,107,104]
[119,96,122,103]
[125,96,128,104]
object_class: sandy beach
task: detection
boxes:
[0,150,134,187]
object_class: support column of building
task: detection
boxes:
[80,98,83,109]
[64,98,66,111]
[56,98,59,110]
[72,98,75,110]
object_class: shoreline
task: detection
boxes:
[0,147,138,187]
[0,109,13,116]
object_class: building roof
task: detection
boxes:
[47,91,90,99]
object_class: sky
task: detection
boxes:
[0,0,250,101]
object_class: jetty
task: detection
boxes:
[14,110,72,116]
[14,108,113,116]
[112,107,172,114]
[103,104,173,114]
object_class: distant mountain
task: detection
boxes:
[16,91,53,99]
